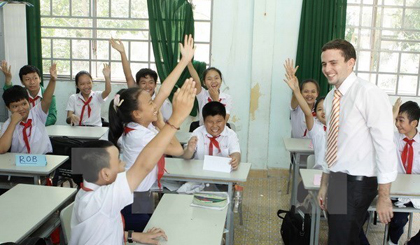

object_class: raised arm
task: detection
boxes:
[41,64,57,114]
[187,62,202,94]
[110,38,136,88]
[392,97,401,121]
[284,59,299,110]
[182,136,198,159]
[0,60,12,87]
[126,79,196,192]
[153,110,184,156]
[0,112,22,154]
[101,63,112,99]
[283,67,314,130]
[153,35,195,109]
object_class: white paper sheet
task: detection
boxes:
[203,155,232,173]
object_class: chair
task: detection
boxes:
[60,202,74,244]
[306,154,315,169]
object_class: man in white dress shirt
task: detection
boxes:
[317,39,398,245]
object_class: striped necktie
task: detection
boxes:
[326,89,342,167]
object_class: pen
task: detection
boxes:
[320,198,328,220]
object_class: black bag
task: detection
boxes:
[277,205,311,245]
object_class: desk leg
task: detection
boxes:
[226,182,234,245]
[290,153,300,207]
[310,195,316,245]
[314,192,320,245]
[34,176,41,185]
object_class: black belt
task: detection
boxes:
[347,174,376,182]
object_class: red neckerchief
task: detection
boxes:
[124,126,135,135]
[20,119,33,153]
[207,135,221,155]
[402,138,415,174]
[80,182,126,243]
[28,96,40,107]
[79,96,93,126]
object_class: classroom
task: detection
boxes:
[0,0,419,244]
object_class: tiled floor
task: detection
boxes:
[233,169,420,245]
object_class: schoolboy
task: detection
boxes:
[1,61,57,126]
[182,101,240,170]
[388,100,420,245]
[109,38,172,121]
[70,79,196,245]
[0,64,57,154]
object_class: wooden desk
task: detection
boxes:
[0,184,76,243]
[46,125,108,139]
[162,158,251,245]
[300,169,420,245]
[283,138,314,206]
[137,194,228,245]
[0,153,68,188]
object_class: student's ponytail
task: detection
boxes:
[108,87,143,147]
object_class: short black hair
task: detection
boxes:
[314,96,325,112]
[72,140,115,183]
[135,68,158,84]
[19,65,41,81]
[2,85,29,107]
[321,39,357,62]
[399,101,420,127]
[202,101,226,120]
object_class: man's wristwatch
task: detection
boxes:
[127,230,134,243]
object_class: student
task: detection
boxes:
[284,59,320,139]
[388,99,420,245]
[66,64,111,126]
[182,101,241,170]
[187,63,232,126]
[110,38,173,122]
[1,61,57,126]
[0,64,57,154]
[283,66,325,170]
[108,36,195,231]
[70,79,196,245]
[317,39,397,245]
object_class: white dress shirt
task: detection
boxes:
[196,89,232,125]
[70,172,133,245]
[290,104,315,138]
[322,72,398,184]
[190,125,240,160]
[120,122,158,192]
[394,131,420,174]
[66,91,107,126]
[308,119,326,170]
[1,103,52,154]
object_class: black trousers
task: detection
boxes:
[327,172,378,245]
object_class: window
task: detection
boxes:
[345,0,420,96]
[40,0,212,82]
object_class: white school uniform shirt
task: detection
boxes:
[394,131,420,174]
[308,119,326,170]
[322,72,398,184]
[152,93,172,122]
[120,122,158,192]
[0,103,52,154]
[191,125,240,160]
[196,89,232,125]
[290,103,316,138]
[66,91,107,126]
[70,172,133,245]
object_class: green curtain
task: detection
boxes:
[25,0,43,85]
[148,0,204,116]
[295,0,347,97]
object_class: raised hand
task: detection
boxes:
[179,34,195,63]
[0,60,12,83]
[284,58,299,77]
[283,72,300,92]
[50,63,57,80]
[170,78,196,125]
[110,37,126,53]
[102,63,111,78]
[392,97,402,120]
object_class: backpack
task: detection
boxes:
[277,205,311,245]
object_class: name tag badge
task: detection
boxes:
[15,155,47,166]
